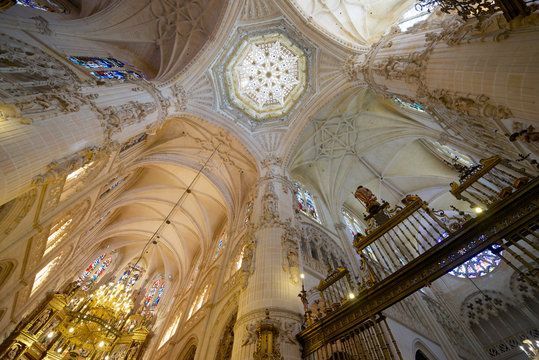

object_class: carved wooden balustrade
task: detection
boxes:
[297,172,538,359]
[450,155,534,210]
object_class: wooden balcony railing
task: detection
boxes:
[297,169,538,359]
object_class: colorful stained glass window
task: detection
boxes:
[142,277,165,315]
[90,70,144,81]
[394,97,424,112]
[77,251,116,291]
[449,247,502,279]
[67,56,125,69]
[294,183,319,222]
[437,233,501,278]
[67,56,144,81]
[118,264,144,289]
[342,209,362,236]
[16,0,66,13]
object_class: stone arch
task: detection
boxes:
[412,339,438,360]
[178,339,197,360]
[0,259,15,290]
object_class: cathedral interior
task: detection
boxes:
[0,0,538,359]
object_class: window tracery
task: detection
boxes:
[294,183,319,222]
[77,250,117,291]
[342,209,362,236]
[141,276,165,316]
[99,176,128,199]
[159,313,182,348]
[214,229,226,259]
[16,0,66,13]
[394,97,425,112]
[187,284,209,319]
[31,256,60,295]
[67,56,144,81]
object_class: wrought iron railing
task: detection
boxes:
[415,0,530,20]
[450,155,533,209]
[353,195,469,286]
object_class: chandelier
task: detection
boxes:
[53,264,146,356]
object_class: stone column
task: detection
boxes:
[345,10,539,158]
[231,156,303,360]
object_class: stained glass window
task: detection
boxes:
[214,230,226,258]
[16,0,66,13]
[121,133,147,152]
[394,97,424,112]
[118,264,144,290]
[99,176,128,199]
[342,209,362,236]
[67,57,125,69]
[67,56,144,81]
[294,183,320,222]
[431,141,476,168]
[90,70,143,81]
[437,233,502,278]
[142,277,165,315]
[77,251,116,291]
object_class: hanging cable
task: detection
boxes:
[134,143,221,267]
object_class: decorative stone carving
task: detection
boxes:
[281,226,300,285]
[31,16,52,36]
[96,101,156,138]
[170,82,188,111]
[426,89,512,121]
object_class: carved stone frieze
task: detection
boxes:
[170,82,188,112]
[95,101,156,138]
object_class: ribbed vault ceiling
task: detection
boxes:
[93,118,259,286]
[289,89,466,222]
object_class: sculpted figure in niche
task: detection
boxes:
[29,308,52,334]
[242,323,256,346]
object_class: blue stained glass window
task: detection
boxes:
[99,176,127,199]
[77,251,115,290]
[142,278,165,315]
[121,133,147,152]
[90,70,143,81]
[437,233,501,278]
[67,56,125,69]
[16,0,65,12]
[214,230,226,258]
[294,183,320,222]
[394,97,424,112]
